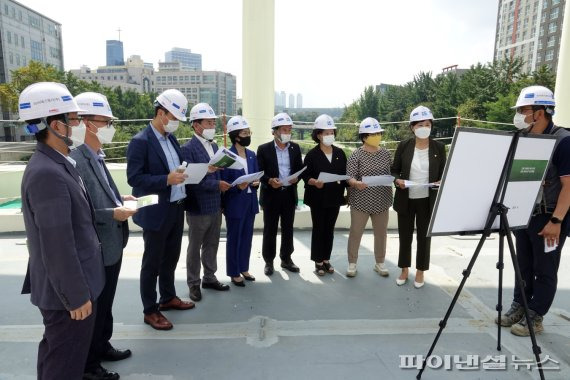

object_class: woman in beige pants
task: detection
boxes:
[346,117,393,277]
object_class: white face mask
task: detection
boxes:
[414,127,431,139]
[69,121,87,149]
[95,126,116,144]
[322,134,335,146]
[513,112,532,130]
[201,127,216,141]
[164,119,179,133]
[279,133,291,144]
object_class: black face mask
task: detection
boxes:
[237,136,251,147]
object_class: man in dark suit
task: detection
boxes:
[19,82,105,380]
[71,92,134,380]
[127,89,195,331]
[257,112,304,275]
[183,102,231,302]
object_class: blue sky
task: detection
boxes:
[22,0,499,107]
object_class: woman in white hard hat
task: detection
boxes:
[391,106,446,288]
[345,117,393,277]
[302,114,348,275]
[220,116,260,286]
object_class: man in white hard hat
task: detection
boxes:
[126,89,195,331]
[19,82,105,379]
[497,85,570,337]
[256,113,304,275]
[182,102,231,302]
[70,92,135,379]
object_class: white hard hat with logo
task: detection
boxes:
[513,86,555,109]
[410,105,434,122]
[226,116,249,133]
[358,117,384,134]
[18,82,84,125]
[189,102,218,122]
[271,112,293,129]
[76,92,116,119]
[313,114,336,130]
[155,89,188,121]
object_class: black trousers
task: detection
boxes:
[397,198,431,270]
[309,205,340,262]
[140,202,184,314]
[513,213,570,316]
[262,189,296,263]
[38,303,97,380]
[85,259,122,372]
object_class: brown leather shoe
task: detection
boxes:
[159,296,195,311]
[144,312,173,330]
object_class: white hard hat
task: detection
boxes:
[513,86,555,109]
[18,82,84,124]
[410,105,434,122]
[76,92,116,119]
[358,117,384,134]
[155,89,188,121]
[226,116,249,133]
[271,112,293,129]
[189,102,217,122]
[313,114,336,130]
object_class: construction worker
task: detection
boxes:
[19,82,105,379]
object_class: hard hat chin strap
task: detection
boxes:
[46,115,73,147]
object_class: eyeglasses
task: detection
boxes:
[517,107,534,114]
[88,119,114,128]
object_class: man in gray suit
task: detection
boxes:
[71,92,135,380]
[20,82,105,380]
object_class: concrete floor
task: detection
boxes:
[0,229,569,380]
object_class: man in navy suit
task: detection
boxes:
[257,113,304,275]
[126,89,195,331]
[182,103,231,302]
[19,82,105,380]
[71,92,135,380]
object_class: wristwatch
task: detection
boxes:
[550,216,562,224]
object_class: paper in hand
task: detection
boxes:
[231,171,264,187]
[182,163,209,185]
[362,175,395,186]
[284,166,307,185]
[317,172,350,183]
[124,194,159,210]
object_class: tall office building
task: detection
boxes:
[280,91,286,108]
[165,47,202,70]
[296,93,303,109]
[0,0,64,141]
[106,40,124,66]
[494,0,566,73]
[288,93,295,109]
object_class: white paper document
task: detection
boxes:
[362,175,395,187]
[231,171,264,187]
[124,194,158,210]
[208,148,244,170]
[545,239,558,253]
[317,172,350,183]
[182,163,209,185]
[284,166,307,185]
[404,180,439,188]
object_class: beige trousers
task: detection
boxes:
[347,208,389,264]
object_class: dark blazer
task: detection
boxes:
[302,144,347,208]
[70,144,129,266]
[256,140,303,208]
[220,145,260,218]
[181,136,222,215]
[391,137,447,214]
[126,123,184,231]
[21,143,105,311]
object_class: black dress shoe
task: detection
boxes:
[101,346,132,362]
[281,260,300,273]
[264,263,274,276]
[231,278,246,287]
[241,273,256,281]
[83,365,120,380]
[189,285,202,301]
[202,280,230,291]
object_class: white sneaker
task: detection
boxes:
[374,263,389,277]
[346,263,357,277]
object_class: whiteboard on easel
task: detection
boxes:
[428,127,556,236]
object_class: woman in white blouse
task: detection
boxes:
[391,106,446,288]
